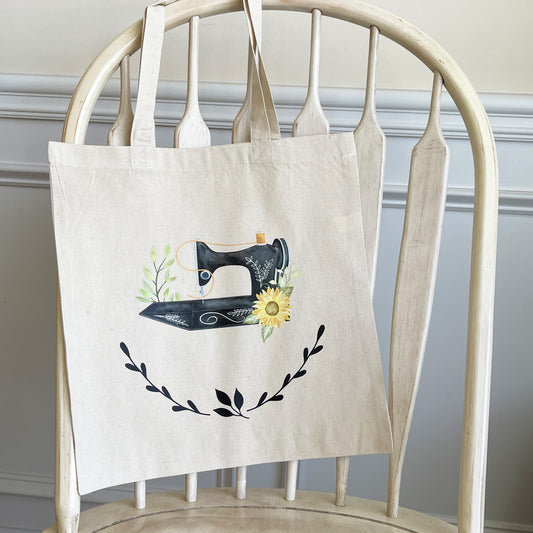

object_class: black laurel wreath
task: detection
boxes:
[213,324,325,417]
[119,324,324,419]
[119,342,210,416]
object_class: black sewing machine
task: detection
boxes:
[140,235,289,330]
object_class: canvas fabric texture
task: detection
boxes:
[48,1,392,495]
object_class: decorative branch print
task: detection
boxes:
[119,342,209,416]
[212,324,325,418]
[247,324,324,412]
[214,388,249,419]
[137,245,180,303]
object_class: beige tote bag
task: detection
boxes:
[49,1,392,495]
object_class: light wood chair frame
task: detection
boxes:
[54,0,498,532]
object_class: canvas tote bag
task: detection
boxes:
[49,0,392,495]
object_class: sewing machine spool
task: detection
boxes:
[140,236,289,330]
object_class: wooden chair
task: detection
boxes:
[44,0,498,531]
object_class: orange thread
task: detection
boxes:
[175,239,257,299]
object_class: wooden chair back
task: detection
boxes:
[54,1,498,532]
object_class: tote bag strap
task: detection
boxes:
[243,0,281,141]
[131,0,280,147]
[131,4,165,147]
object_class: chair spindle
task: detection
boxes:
[285,460,299,501]
[107,57,147,511]
[174,15,213,504]
[56,296,81,532]
[185,473,198,503]
[107,56,134,147]
[289,10,330,498]
[335,27,385,507]
[387,71,449,517]
[292,9,329,136]
[235,466,247,499]
[335,456,350,506]
[174,15,211,148]
[134,480,146,509]
[354,25,385,293]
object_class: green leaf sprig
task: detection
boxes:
[271,264,301,298]
[137,245,181,303]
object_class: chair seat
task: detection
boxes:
[43,488,457,532]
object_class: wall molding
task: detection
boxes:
[0,470,531,533]
[1,73,533,216]
[2,162,533,216]
[1,73,533,141]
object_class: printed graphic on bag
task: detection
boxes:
[118,232,321,420]
[119,324,325,419]
[138,233,299,342]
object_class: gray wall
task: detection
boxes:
[0,75,532,532]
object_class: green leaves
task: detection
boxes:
[261,325,273,342]
[138,245,180,303]
[243,313,259,325]
[280,285,293,298]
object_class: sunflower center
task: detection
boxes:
[265,301,280,316]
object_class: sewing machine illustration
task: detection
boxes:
[140,234,289,330]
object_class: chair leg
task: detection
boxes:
[56,294,81,532]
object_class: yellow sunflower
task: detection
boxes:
[253,287,291,328]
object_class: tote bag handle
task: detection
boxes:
[131,0,280,147]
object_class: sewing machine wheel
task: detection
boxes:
[273,238,290,271]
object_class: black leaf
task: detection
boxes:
[234,388,244,410]
[214,408,234,418]
[215,389,232,406]
[125,363,138,372]
[146,385,158,392]
[172,405,186,412]
[282,373,291,387]
[316,324,325,341]
[258,392,268,406]
[187,400,199,413]
[294,370,307,379]
[303,347,309,362]
[310,345,323,356]
[119,342,130,356]
[140,362,147,377]
[161,386,170,398]
[271,395,284,402]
